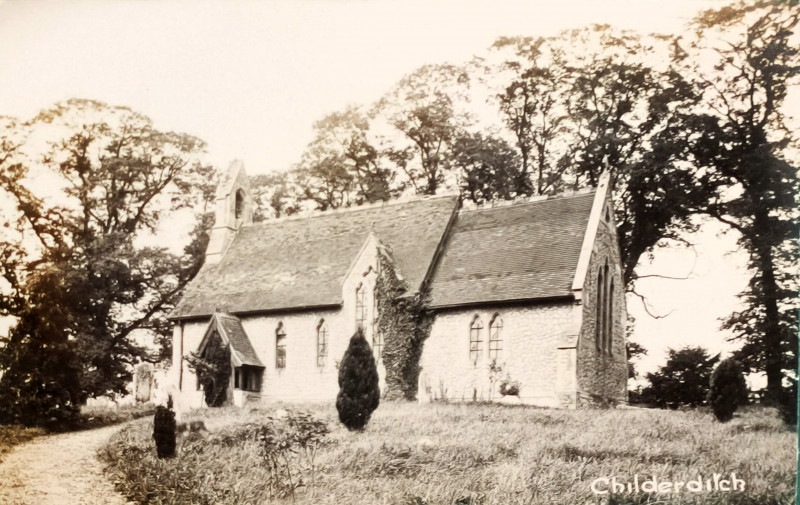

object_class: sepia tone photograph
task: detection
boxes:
[0,1,797,504]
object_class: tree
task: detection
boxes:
[186,334,231,408]
[336,328,380,431]
[450,131,521,204]
[626,341,648,381]
[640,346,720,409]
[0,99,212,424]
[489,36,570,196]
[250,171,301,222]
[708,358,748,423]
[375,64,471,195]
[676,2,800,405]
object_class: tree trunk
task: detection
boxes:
[753,210,784,405]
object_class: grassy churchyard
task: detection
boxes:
[101,402,796,505]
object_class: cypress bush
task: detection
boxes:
[336,328,380,431]
[153,404,177,458]
[708,358,748,423]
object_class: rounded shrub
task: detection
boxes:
[336,328,380,431]
[153,405,177,458]
[708,358,748,423]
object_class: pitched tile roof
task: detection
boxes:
[426,192,595,308]
[198,313,264,367]
[216,313,263,367]
[171,195,458,318]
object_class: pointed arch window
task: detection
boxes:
[372,330,384,363]
[607,279,614,355]
[276,322,286,369]
[489,313,503,361]
[355,283,367,330]
[316,319,328,368]
[469,315,484,365]
[595,268,603,352]
[235,189,245,221]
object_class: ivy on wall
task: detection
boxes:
[186,332,231,407]
[375,246,434,401]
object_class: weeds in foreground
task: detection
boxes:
[101,403,796,505]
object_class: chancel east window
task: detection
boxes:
[317,320,328,368]
[488,313,503,362]
[469,315,484,365]
[276,322,286,369]
[596,260,614,355]
[596,268,603,352]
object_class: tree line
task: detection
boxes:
[0,1,796,426]
[256,2,799,410]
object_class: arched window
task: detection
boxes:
[489,313,503,361]
[316,319,328,368]
[355,283,367,330]
[372,330,384,363]
[603,262,610,353]
[469,315,484,365]
[607,279,614,355]
[276,322,286,369]
[595,268,603,352]
[235,189,245,221]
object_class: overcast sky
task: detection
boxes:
[0,0,769,379]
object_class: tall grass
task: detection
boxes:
[101,403,796,505]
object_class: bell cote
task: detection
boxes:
[205,160,253,265]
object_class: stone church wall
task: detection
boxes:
[419,302,579,407]
[575,205,628,407]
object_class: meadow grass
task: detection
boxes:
[101,403,796,505]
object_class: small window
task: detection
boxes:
[488,313,503,361]
[372,330,384,363]
[235,189,245,220]
[355,283,367,330]
[469,315,484,365]
[605,205,611,222]
[317,320,328,368]
[276,322,286,369]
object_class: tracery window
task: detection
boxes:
[469,315,484,365]
[488,313,503,361]
[317,319,328,368]
[276,322,286,369]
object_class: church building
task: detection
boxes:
[168,161,628,409]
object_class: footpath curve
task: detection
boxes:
[0,424,129,505]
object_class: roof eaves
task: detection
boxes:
[427,294,575,312]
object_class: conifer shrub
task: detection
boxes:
[336,328,380,431]
[153,404,176,458]
[708,358,748,423]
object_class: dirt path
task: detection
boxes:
[0,424,129,505]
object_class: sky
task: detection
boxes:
[0,0,776,379]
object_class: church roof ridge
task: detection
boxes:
[458,187,596,213]
[244,192,459,228]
